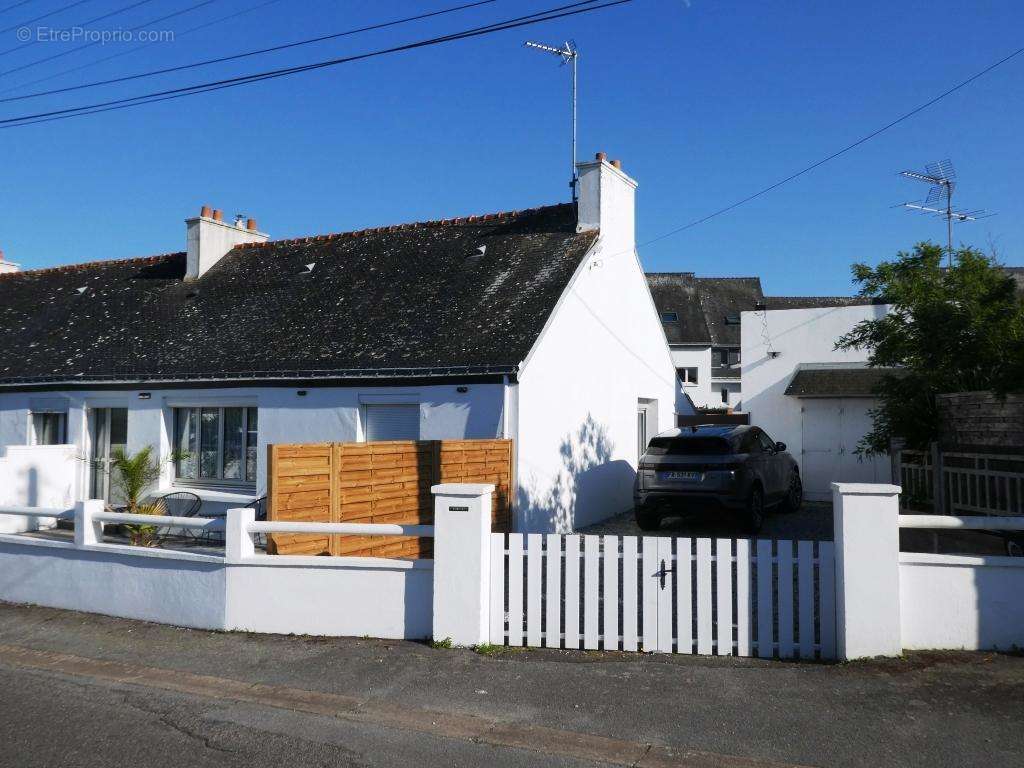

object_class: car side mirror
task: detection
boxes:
[775,442,786,452]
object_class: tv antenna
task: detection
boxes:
[524,40,579,201]
[898,160,992,266]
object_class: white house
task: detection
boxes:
[740,301,895,501]
[0,153,686,533]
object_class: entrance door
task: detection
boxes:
[89,407,128,504]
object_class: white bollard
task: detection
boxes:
[226,507,256,563]
[832,482,903,660]
[431,482,494,647]
[74,499,105,547]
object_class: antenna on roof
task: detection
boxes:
[524,40,579,202]
[897,160,993,267]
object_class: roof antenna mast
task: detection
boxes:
[524,40,579,202]
[897,160,992,267]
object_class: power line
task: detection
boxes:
[637,44,1024,248]
[0,0,504,103]
[0,0,630,128]
[0,0,283,95]
[0,0,159,57]
[0,1,37,16]
[0,0,92,34]
[0,0,220,78]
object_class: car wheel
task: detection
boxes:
[780,473,802,514]
[635,508,661,531]
[745,487,765,534]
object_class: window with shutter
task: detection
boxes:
[364,405,420,441]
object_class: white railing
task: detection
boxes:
[245,521,434,537]
[898,514,1024,531]
[0,505,73,519]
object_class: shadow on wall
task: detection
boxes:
[517,414,636,533]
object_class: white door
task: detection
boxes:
[801,400,841,501]
[801,398,889,501]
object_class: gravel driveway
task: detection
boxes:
[582,501,835,541]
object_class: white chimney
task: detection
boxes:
[575,152,637,257]
[185,205,268,280]
[0,248,20,274]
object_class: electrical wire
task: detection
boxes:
[0,0,505,102]
[0,0,92,34]
[637,44,1024,247]
[0,0,630,128]
[0,0,282,95]
[0,1,37,16]
[0,0,220,77]
[0,0,159,57]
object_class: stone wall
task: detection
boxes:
[937,391,1024,451]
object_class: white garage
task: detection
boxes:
[785,364,896,500]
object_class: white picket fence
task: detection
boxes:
[489,534,836,659]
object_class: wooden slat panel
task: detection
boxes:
[622,536,639,652]
[563,535,580,649]
[544,534,562,648]
[602,535,618,651]
[777,540,794,659]
[735,539,751,657]
[507,534,524,647]
[715,538,733,656]
[695,537,713,655]
[583,536,600,650]
[675,537,692,655]
[798,540,815,660]
[756,539,774,659]
[489,534,506,644]
[526,534,543,647]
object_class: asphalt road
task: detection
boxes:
[2,603,1023,768]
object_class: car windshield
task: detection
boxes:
[645,436,732,456]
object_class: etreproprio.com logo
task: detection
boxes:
[17,27,175,44]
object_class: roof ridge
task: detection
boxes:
[237,202,576,250]
[0,251,184,280]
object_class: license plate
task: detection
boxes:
[660,471,700,481]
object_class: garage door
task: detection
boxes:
[800,398,890,501]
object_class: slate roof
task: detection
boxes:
[784,366,902,397]
[0,204,597,387]
[646,273,879,347]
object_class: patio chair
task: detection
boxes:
[146,491,202,545]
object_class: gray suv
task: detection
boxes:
[633,425,802,533]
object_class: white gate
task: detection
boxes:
[489,533,836,659]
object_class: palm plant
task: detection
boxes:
[109,446,166,546]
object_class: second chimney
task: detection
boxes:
[185,205,268,280]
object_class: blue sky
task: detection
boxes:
[0,0,1021,295]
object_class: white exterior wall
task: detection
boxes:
[670,345,712,408]
[515,159,685,532]
[0,383,505,513]
[899,554,1024,651]
[740,304,890,474]
[710,381,741,410]
[0,445,79,532]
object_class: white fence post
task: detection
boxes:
[73,499,105,547]
[431,482,494,647]
[225,507,256,563]
[832,482,902,660]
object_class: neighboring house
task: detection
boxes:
[740,301,895,501]
[646,273,873,414]
[0,153,685,533]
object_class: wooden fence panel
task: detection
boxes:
[268,439,514,557]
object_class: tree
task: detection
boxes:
[835,243,1024,455]
[108,446,166,546]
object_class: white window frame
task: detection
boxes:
[29,410,68,445]
[172,406,258,489]
[677,367,699,386]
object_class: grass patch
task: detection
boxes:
[430,637,453,650]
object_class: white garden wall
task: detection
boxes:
[900,554,1024,651]
[0,444,79,533]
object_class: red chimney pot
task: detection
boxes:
[212,209,223,222]
[595,151,607,162]
[246,218,258,232]
[610,159,622,169]
[200,205,212,218]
